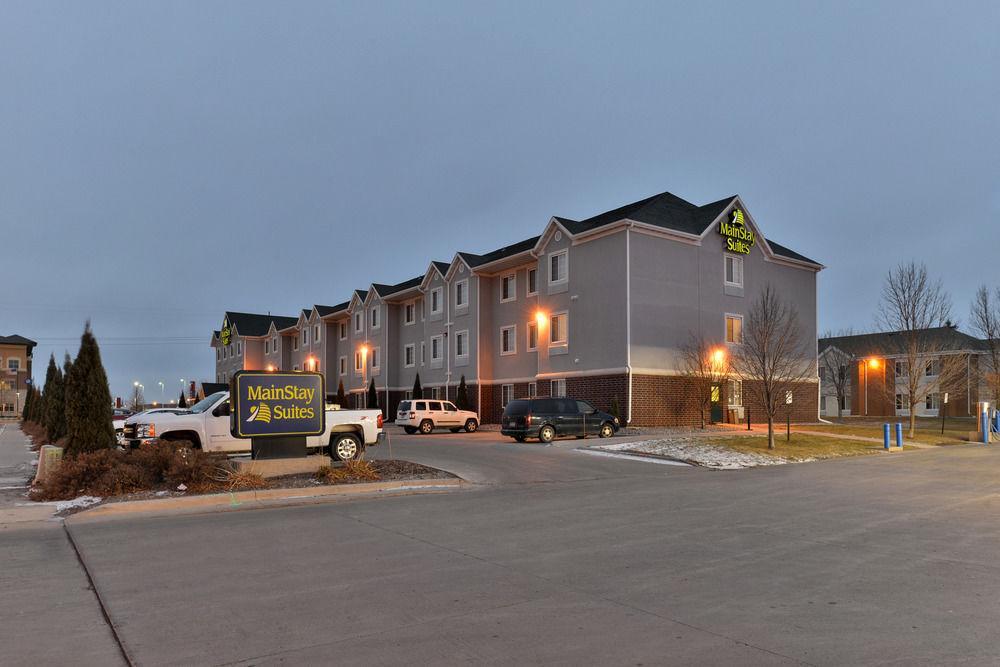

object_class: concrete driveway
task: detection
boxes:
[12,428,1000,665]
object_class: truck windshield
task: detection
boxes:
[189,392,226,414]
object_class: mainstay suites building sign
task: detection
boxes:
[230,371,325,438]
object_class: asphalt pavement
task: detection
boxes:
[9,426,1000,665]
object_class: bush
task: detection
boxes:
[315,465,349,484]
[342,458,380,481]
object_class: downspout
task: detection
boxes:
[476,275,482,418]
[625,225,633,425]
[384,303,389,417]
[445,278,451,402]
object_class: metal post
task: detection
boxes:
[983,410,990,445]
[747,408,751,431]
[786,411,790,441]
[883,423,890,450]
[895,422,903,448]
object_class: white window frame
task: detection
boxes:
[500,273,516,303]
[926,393,940,410]
[431,335,443,361]
[354,351,363,374]
[925,359,940,377]
[8,358,20,372]
[549,250,569,285]
[549,312,568,347]
[339,356,347,376]
[527,267,538,296]
[527,381,537,398]
[273,335,279,350]
[236,341,242,356]
[895,361,908,378]
[728,379,743,407]
[455,279,468,308]
[527,321,538,351]
[217,349,221,361]
[354,312,363,334]
[302,328,308,346]
[404,302,415,325]
[724,254,744,288]
[551,378,567,398]
[370,306,380,330]
[314,324,321,343]
[370,346,380,372]
[501,384,514,407]
[404,344,415,368]
[421,341,426,365]
[500,325,517,356]
[725,314,743,345]
[339,322,347,340]
[293,336,299,351]
[430,287,443,314]
[455,330,469,359]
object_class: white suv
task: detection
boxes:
[397,399,479,434]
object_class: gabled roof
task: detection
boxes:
[0,335,36,349]
[765,239,818,265]
[371,276,423,299]
[562,191,728,236]
[316,302,350,318]
[432,261,451,276]
[224,311,284,338]
[819,327,989,357]
[270,315,298,331]
[458,236,540,269]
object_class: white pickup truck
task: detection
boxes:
[123,391,384,460]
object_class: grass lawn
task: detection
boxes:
[704,434,913,462]
[796,417,976,446]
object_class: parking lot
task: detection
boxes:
[1,428,990,665]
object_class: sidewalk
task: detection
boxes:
[0,423,55,524]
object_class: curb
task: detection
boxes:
[66,478,466,522]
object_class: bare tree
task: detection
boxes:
[970,285,1000,405]
[680,333,730,428]
[129,384,145,413]
[878,262,965,437]
[734,285,813,449]
[819,346,852,418]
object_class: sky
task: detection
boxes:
[3,0,999,401]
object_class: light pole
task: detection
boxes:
[158,381,164,402]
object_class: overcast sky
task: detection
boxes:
[4,1,999,401]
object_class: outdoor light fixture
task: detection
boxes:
[868,358,880,369]
[361,345,369,357]
[535,311,546,328]
[266,364,275,372]
[711,348,726,366]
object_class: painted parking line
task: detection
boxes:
[574,448,691,466]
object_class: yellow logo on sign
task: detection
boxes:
[220,317,232,347]
[246,403,272,424]
[719,208,755,255]
[731,209,745,226]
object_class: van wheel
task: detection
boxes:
[464,419,478,433]
[599,422,614,438]
[403,426,417,435]
[539,425,555,443]
[331,433,362,461]
[419,419,434,434]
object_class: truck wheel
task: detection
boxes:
[539,425,555,443]
[403,426,417,435]
[331,433,363,461]
[464,419,478,433]
[419,419,434,434]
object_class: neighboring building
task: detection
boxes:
[212,190,822,425]
[818,327,988,418]
[0,335,36,417]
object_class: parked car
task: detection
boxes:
[123,391,384,460]
[500,398,619,443]
[112,408,133,444]
[396,399,479,434]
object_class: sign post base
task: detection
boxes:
[251,436,307,460]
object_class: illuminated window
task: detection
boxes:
[724,255,744,287]
[728,379,743,407]
[725,315,743,344]
[527,321,538,351]
[500,325,516,355]
[354,352,362,373]
[500,274,516,303]
[550,313,568,346]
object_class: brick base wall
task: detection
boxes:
[480,374,628,424]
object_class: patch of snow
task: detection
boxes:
[176,483,187,491]
[595,438,800,469]
[155,490,168,497]
[53,496,102,511]
[575,449,691,466]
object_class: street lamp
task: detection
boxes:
[157,381,164,402]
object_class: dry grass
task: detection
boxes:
[315,459,381,484]
[314,465,350,484]
[797,417,976,445]
[215,466,269,492]
[705,433,912,461]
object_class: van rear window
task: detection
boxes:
[398,401,411,412]
[504,399,530,416]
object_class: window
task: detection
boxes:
[370,347,380,371]
[236,342,242,356]
[264,340,269,354]
[431,387,440,400]
[527,321,538,351]
[355,351,363,372]
[550,312,568,346]
[728,379,743,407]
[549,250,568,284]
[302,329,308,346]
[8,358,20,372]
[926,393,940,410]
[895,361,908,378]
[527,382,537,398]
[925,359,940,377]
[455,280,467,308]
[431,336,442,361]
[216,349,221,361]
[404,344,415,368]
[500,274,516,302]
[339,322,347,340]
[354,312,363,333]
[455,330,468,358]
[527,268,537,296]
[370,306,380,329]
[895,393,905,410]
[223,346,227,360]
[430,288,442,314]
[314,324,320,343]
[404,391,412,400]
[551,378,567,397]
[501,384,514,407]
[724,255,744,287]
[818,367,825,381]
[293,336,299,351]
[500,325,516,355]
[339,356,347,375]
[421,341,426,365]
[404,302,415,325]
[725,315,743,344]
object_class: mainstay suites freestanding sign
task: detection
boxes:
[230,370,325,458]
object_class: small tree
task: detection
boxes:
[22,385,35,423]
[970,285,1000,405]
[367,379,379,410]
[412,373,423,400]
[878,262,966,438]
[680,332,731,428]
[734,285,813,449]
[456,375,469,410]
[178,391,188,408]
[818,344,852,419]
[129,384,145,412]
[64,322,116,456]
[335,380,347,407]
[43,354,67,441]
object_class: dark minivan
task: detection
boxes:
[501,398,619,443]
